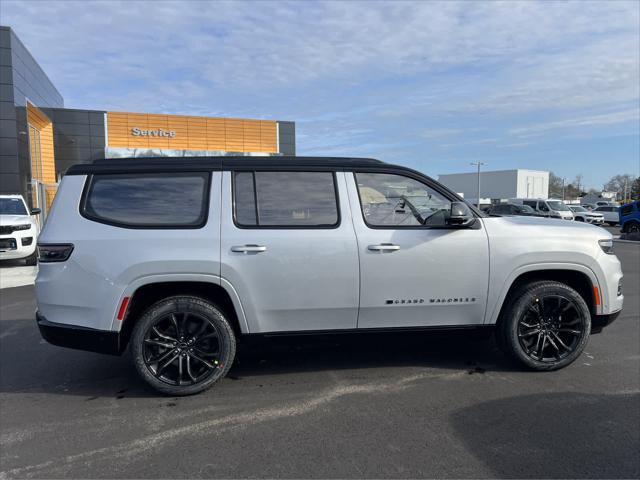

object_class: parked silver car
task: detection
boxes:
[35,157,624,395]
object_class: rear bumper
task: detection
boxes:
[591,309,622,334]
[36,312,122,355]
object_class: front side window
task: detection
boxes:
[538,202,550,212]
[547,200,570,211]
[523,200,537,208]
[83,172,209,227]
[233,171,339,227]
[355,172,451,227]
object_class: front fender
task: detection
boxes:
[485,262,601,325]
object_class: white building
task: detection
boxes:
[438,169,549,204]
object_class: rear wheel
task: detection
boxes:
[131,296,236,395]
[497,281,591,370]
[607,222,617,226]
[575,216,584,222]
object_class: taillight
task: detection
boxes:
[37,243,74,263]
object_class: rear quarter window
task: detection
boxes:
[82,172,210,228]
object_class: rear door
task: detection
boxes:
[220,170,359,333]
[347,171,489,329]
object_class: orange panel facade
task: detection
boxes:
[106,112,279,153]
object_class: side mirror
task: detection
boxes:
[31,208,41,215]
[448,202,475,227]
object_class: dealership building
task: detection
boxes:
[0,26,295,215]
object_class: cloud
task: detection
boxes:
[2,0,638,187]
[510,109,640,137]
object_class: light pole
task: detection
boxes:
[470,162,485,206]
[562,178,565,201]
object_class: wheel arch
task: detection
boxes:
[114,275,249,352]
[489,264,600,326]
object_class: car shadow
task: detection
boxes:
[450,391,640,478]
[0,316,517,398]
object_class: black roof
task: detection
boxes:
[65,156,392,175]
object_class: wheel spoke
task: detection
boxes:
[170,314,180,338]
[558,328,581,335]
[177,355,183,385]
[194,347,219,357]
[186,355,197,383]
[546,334,561,358]
[539,334,548,358]
[157,352,179,374]
[190,352,216,370]
[151,347,177,365]
[144,338,174,349]
[152,326,176,343]
[193,318,209,339]
[519,329,540,338]
[550,331,572,351]
[521,321,540,329]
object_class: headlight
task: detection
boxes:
[13,224,31,231]
[598,239,614,254]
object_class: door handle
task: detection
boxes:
[368,243,400,252]
[231,244,267,253]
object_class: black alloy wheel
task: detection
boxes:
[517,294,586,363]
[497,281,591,370]
[131,296,235,395]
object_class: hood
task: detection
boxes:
[482,214,609,237]
[0,214,34,226]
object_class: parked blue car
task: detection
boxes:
[620,200,640,234]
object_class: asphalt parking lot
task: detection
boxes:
[0,241,638,479]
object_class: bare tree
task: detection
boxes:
[604,174,636,201]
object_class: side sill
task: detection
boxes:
[249,324,495,338]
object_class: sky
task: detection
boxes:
[2,0,639,190]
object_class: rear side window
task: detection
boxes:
[621,204,634,215]
[82,172,210,228]
[233,171,339,227]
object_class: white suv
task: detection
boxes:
[0,195,40,265]
[35,157,624,395]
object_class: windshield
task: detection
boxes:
[571,206,587,212]
[547,200,571,212]
[0,198,28,215]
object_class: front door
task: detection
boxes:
[221,170,359,333]
[347,171,489,329]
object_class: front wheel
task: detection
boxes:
[131,296,236,395]
[24,251,37,266]
[625,222,640,234]
[497,281,591,371]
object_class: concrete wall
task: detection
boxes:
[438,169,549,202]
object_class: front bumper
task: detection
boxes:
[591,309,622,334]
[0,235,36,260]
[36,312,123,355]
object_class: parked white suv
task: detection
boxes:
[568,205,605,225]
[35,157,624,395]
[0,195,40,265]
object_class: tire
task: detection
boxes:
[607,222,617,226]
[24,251,37,266]
[131,296,236,395]
[497,281,591,371]
[575,217,584,222]
[625,221,640,234]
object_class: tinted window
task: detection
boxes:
[83,173,209,227]
[0,198,28,215]
[355,172,451,227]
[492,205,509,214]
[234,171,339,227]
[523,200,537,208]
[621,204,634,215]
